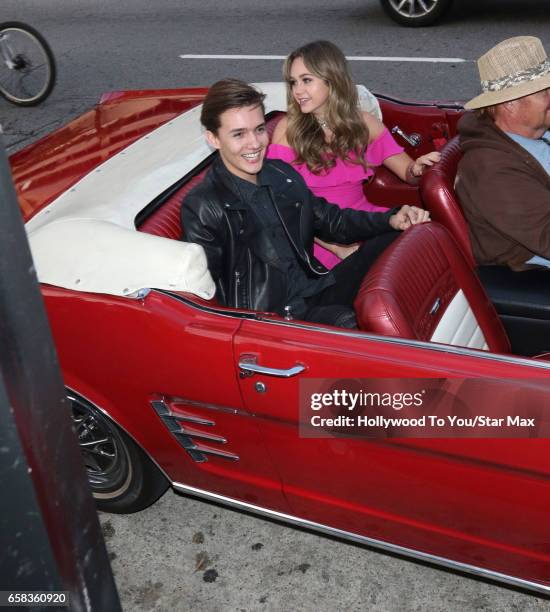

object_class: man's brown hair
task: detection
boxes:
[200,79,266,133]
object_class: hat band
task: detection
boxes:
[481,59,550,93]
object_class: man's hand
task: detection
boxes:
[389,205,431,231]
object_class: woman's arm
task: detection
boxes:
[362,111,440,184]
[383,150,441,184]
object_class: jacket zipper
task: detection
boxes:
[247,250,253,310]
[266,185,328,276]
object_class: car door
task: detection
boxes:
[44,288,288,514]
[234,316,550,588]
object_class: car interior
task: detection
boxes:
[136,101,550,360]
[420,136,550,357]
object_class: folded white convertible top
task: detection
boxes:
[30,219,215,298]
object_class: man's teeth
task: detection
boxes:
[243,152,260,159]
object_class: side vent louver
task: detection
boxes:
[151,399,239,463]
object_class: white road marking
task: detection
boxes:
[179,54,467,63]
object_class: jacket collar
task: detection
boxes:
[211,154,296,210]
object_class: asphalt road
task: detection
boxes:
[3,1,550,610]
[2,0,550,151]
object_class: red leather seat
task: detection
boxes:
[138,170,208,239]
[420,136,474,266]
[354,223,510,353]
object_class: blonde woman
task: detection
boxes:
[268,40,440,269]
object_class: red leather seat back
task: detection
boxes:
[266,111,285,140]
[420,136,474,266]
[138,170,208,239]
[354,223,510,353]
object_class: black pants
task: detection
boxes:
[303,231,400,328]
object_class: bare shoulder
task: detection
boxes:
[271,115,289,145]
[362,111,385,143]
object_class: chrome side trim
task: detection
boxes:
[180,427,227,444]
[192,446,239,461]
[171,397,243,417]
[159,290,550,371]
[374,92,465,110]
[172,481,550,596]
[176,414,216,426]
[151,399,215,426]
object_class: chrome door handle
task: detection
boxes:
[391,125,421,148]
[238,356,305,378]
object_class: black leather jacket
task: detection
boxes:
[181,156,395,314]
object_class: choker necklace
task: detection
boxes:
[317,118,328,129]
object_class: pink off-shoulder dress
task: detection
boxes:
[267,127,404,269]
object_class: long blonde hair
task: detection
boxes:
[283,40,369,174]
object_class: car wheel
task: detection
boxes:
[68,390,169,513]
[379,0,453,26]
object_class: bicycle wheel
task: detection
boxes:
[0,21,56,106]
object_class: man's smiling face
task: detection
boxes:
[206,104,268,183]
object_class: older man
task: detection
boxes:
[457,36,550,271]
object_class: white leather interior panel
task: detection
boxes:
[430,290,489,350]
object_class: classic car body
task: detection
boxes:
[11,84,550,595]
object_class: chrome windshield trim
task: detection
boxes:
[172,481,550,596]
[158,290,550,371]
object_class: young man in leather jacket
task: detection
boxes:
[181,79,429,328]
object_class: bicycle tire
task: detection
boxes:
[0,21,56,106]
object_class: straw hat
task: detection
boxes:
[465,36,550,110]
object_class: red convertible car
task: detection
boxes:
[11,83,550,595]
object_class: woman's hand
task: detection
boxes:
[315,237,360,260]
[331,243,360,260]
[409,151,441,179]
[389,205,430,231]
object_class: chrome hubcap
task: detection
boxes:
[388,0,439,17]
[69,394,121,488]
